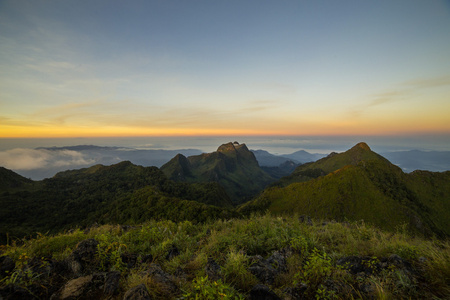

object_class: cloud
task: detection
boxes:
[402,76,450,89]
[0,148,95,170]
[348,75,450,118]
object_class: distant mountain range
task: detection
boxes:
[381,150,450,173]
[9,146,203,180]
[3,144,449,181]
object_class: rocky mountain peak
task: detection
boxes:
[353,142,371,151]
[217,142,249,154]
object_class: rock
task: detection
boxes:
[383,254,414,276]
[0,256,15,277]
[250,284,281,300]
[72,239,99,263]
[123,284,151,300]
[50,273,107,300]
[298,215,313,226]
[66,239,99,276]
[165,245,180,260]
[283,284,308,300]
[205,257,222,281]
[267,248,290,273]
[144,264,178,296]
[249,255,277,284]
[104,271,121,297]
[249,248,290,285]
[337,256,380,276]
[121,253,138,269]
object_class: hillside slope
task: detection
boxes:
[239,143,450,237]
[275,142,388,187]
[0,166,34,191]
[161,142,274,204]
[0,162,235,243]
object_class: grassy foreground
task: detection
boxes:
[1,214,449,299]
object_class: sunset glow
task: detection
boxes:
[1,1,449,138]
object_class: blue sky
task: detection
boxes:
[1,0,450,137]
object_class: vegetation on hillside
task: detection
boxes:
[0,162,235,244]
[240,144,450,238]
[1,214,449,299]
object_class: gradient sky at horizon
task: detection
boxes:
[1,0,450,138]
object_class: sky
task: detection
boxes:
[1,0,450,138]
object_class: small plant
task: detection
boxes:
[96,235,127,272]
[395,245,419,261]
[295,248,333,286]
[183,276,244,300]
[0,268,35,287]
[290,236,309,256]
[315,284,338,300]
[362,256,380,273]
[222,249,257,291]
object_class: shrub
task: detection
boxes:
[183,276,244,300]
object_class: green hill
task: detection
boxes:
[0,162,236,243]
[0,167,34,191]
[161,142,275,204]
[275,142,389,187]
[239,143,450,238]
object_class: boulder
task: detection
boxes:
[50,273,106,300]
[143,264,179,296]
[66,239,99,276]
[123,284,151,300]
[104,271,121,297]
[249,248,290,284]
[249,255,277,284]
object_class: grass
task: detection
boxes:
[1,214,449,299]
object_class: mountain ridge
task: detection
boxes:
[161,142,275,204]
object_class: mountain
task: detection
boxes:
[275,142,387,187]
[381,149,450,173]
[283,149,326,163]
[0,162,236,243]
[0,166,34,191]
[161,142,275,204]
[252,149,325,167]
[239,143,450,238]
[251,149,296,166]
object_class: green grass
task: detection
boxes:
[1,214,449,299]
